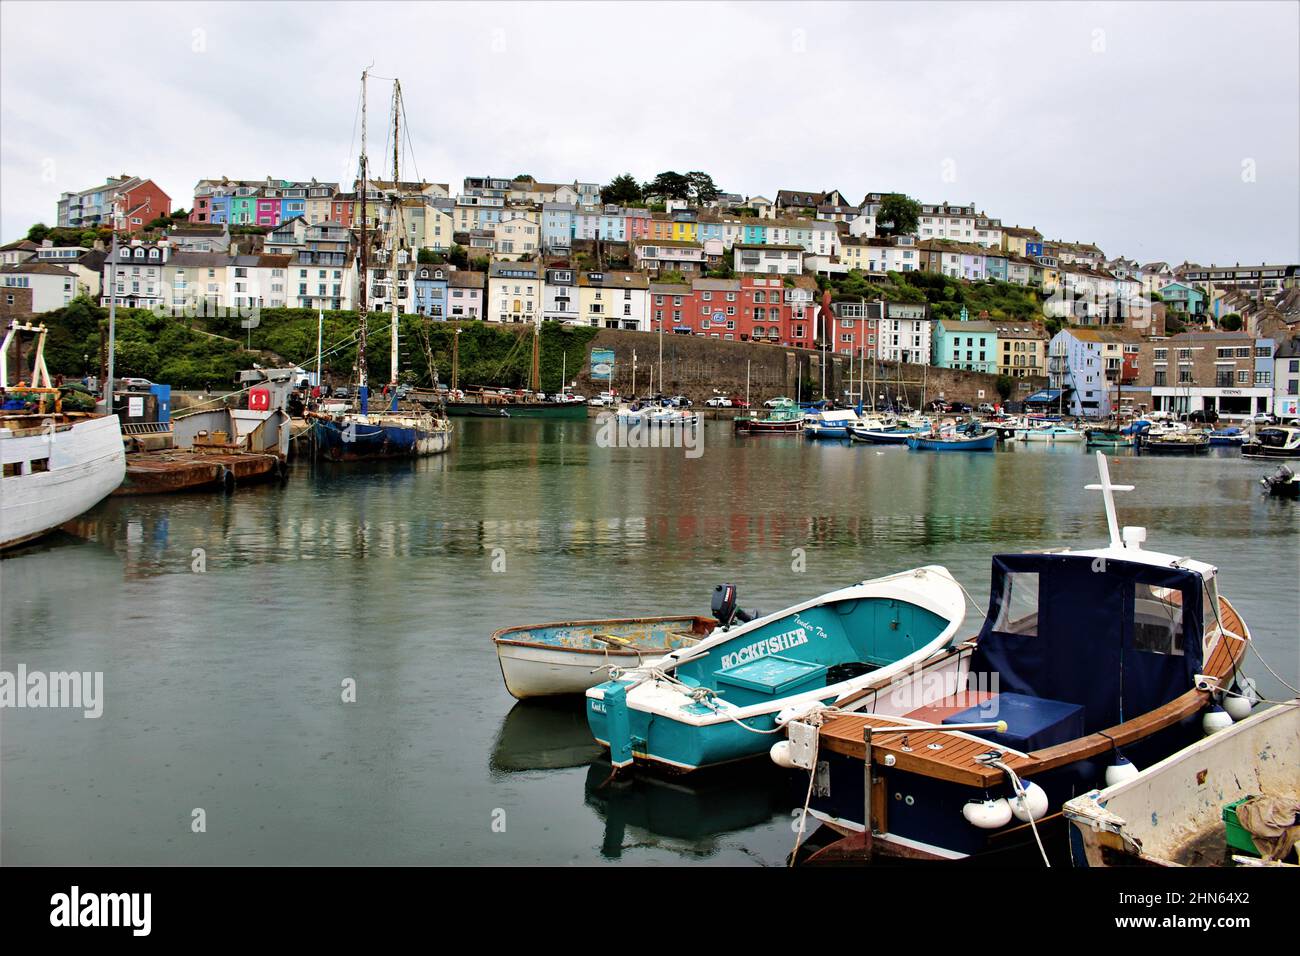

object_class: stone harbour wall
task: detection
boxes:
[572,328,1046,407]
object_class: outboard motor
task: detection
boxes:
[711,583,759,629]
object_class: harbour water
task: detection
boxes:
[2,419,1296,865]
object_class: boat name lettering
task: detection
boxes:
[719,628,808,669]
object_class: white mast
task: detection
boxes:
[389,78,403,406]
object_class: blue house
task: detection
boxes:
[414,264,451,319]
[932,319,997,373]
[542,202,574,252]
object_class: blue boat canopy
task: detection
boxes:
[971,553,1205,737]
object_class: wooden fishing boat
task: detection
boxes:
[735,399,804,433]
[1208,427,1247,447]
[1,321,125,548]
[907,431,996,451]
[1242,425,1300,460]
[1085,427,1135,448]
[803,408,861,439]
[1143,430,1210,453]
[493,615,715,699]
[776,453,1255,864]
[1064,702,1299,866]
[587,568,967,773]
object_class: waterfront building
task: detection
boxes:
[993,321,1050,378]
[829,299,879,358]
[873,301,933,365]
[933,318,997,373]
[1047,327,1144,418]
[1272,334,1300,418]
[1135,331,1275,420]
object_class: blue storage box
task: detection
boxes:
[945,692,1085,751]
[714,655,828,704]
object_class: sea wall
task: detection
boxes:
[573,329,1046,407]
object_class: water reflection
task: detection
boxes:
[583,759,789,861]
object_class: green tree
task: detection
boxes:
[876,194,921,237]
[643,171,691,201]
[1219,312,1242,331]
[686,171,721,205]
[600,173,642,206]
[995,375,1013,401]
[446,243,469,269]
[26,222,49,243]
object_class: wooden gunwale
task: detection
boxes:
[490,615,715,655]
[818,596,1248,788]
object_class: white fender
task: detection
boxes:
[963,798,1013,829]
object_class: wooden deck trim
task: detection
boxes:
[818,596,1249,787]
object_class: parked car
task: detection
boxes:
[705,396,732,408]
[1186,408,1219,425]
[1251,413,1275,425]
[117,377,154,391]
[764,396,792,408]
[334,386,352,400]
[730,397,752,408]
[668,395,693,407]
[588,391,615,407]
[977,402,996,415]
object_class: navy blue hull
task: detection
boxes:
[311,418,442,461]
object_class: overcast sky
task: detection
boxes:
[2,1,1297,266]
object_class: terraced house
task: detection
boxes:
[488,260,542,325]
[1137,331,1275,420]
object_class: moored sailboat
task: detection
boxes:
[311,70,451,461]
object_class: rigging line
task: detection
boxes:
[399,94,421,184]
[342,82,363,196]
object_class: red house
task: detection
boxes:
[117,179,172,234]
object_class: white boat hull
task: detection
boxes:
[1,415,126,549]
[496,641,643,698]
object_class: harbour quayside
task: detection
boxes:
[584,571,966,772]
[772,453,1257,865]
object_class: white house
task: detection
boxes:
[872,302,932,366]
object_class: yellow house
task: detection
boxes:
[1001,225,1043,259]
[993,322,1049,378]
[671,219,698,243]
[840,238,874,273]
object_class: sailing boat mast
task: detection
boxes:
[530,325,541,393]
[389,78,403,407]
[357,68,370,416]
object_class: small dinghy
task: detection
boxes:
[494,616,715,699]
[587,568,966,773]
[1065,702,1299,866]
[907,431,996,451]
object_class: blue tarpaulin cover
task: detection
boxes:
[946,692,1085,751]
[1024,389,1064,403]
[970,554,1205,736]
